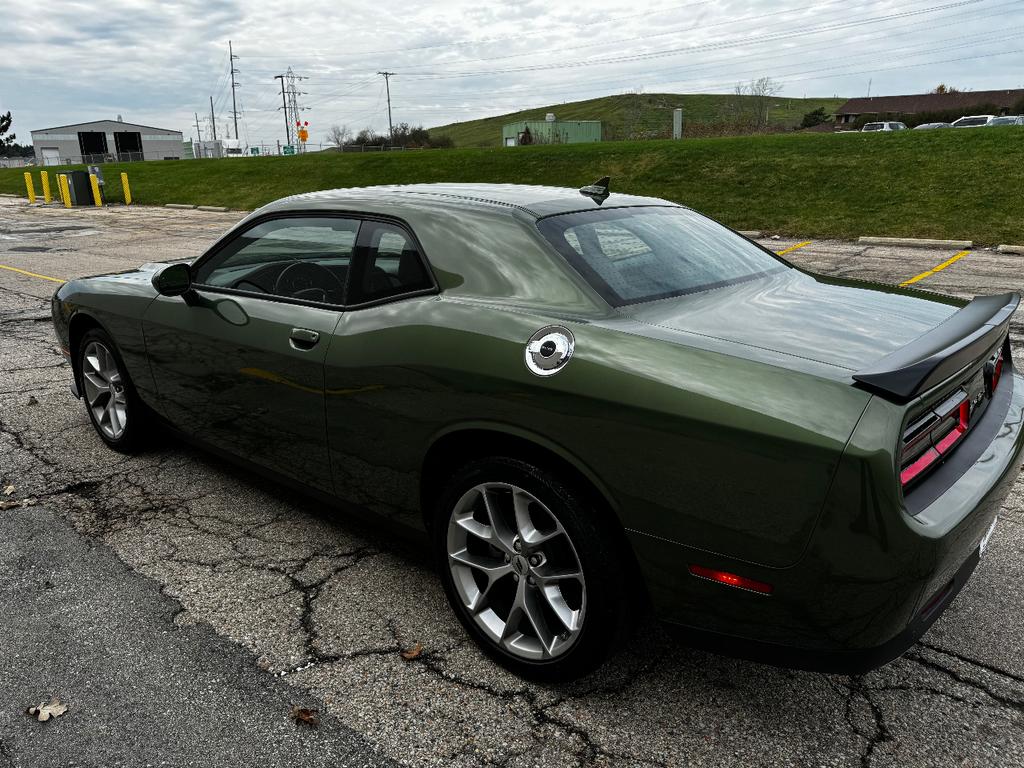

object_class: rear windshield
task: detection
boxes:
[537,207,787,307]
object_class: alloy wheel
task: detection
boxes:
[81,340,128,440]
[446,482,586,661]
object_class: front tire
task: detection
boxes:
[434,456,631,681]
[77,328,151,453]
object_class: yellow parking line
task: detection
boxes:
[899,250,969,287]
[776,240,812,256]
[0,264,66,283]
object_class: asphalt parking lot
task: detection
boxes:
[1,198,1022,767]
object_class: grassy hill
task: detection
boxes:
[3,128,1021,244]
[427,93,846,147]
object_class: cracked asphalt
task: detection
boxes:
[1,197,1022,767]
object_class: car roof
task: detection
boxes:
[262,183,677,219]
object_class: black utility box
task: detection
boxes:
[67,170,92,206]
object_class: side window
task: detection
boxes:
[193,217,358,305]
[348,221,433,304]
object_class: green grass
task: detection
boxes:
[3,128,1021,244]
[427,93,847,147]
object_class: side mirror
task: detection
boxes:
[152,262,192,297]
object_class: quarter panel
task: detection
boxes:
[324,297,870,568]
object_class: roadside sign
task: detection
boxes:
[250,147,260,156]
[297,129,309,143]
[282,145,296,155]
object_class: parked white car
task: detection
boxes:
[951,115,996,128]
[861,122,907,132]
[988,115,1024,126]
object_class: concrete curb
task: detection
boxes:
[738,230,762,238]
[858,236,973,249]
[996,244,1024,255]
[165,203,196,209]
[196,205,230,212]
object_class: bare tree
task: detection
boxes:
[325,124,351,148]
[747,77,784,129]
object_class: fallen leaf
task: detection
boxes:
[26,698,68,722]
[400,642,423,661]
[0,501,17,511]
[2,485,14,496]
[289,705,319,728]
[26,395,39,406]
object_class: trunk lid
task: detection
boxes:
[620,270,961,372]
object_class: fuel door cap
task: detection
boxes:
[525,326,575,377]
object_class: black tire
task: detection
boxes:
[77,327,152,454]
[434,456,632,681]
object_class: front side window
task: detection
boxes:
[194,217,358,304]
[537,207,787,307]
[863,123,883,131]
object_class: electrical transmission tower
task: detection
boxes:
[274,67,309,152]
[228,40,241,140]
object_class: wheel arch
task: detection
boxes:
[67,310,108,388]
[420,423,650,606]
[421,424,617,523]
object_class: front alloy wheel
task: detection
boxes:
[82,340,128,440]
[77,327,150,453]
[447,482,586,660]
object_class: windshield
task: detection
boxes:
[536,207,787,307]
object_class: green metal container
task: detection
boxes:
[502,119,602,146]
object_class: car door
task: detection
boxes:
[143,215,360,493]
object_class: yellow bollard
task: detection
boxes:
[40,171,52,204]
[120,172,132,205]
[59,174,72,208]
[24,172,36,203]
[89,173,102,207]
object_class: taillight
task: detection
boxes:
[988,349,1004,394]
[900,390,970,489]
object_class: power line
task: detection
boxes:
[395,0,988,79]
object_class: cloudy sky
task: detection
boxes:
[4,0,1023,147]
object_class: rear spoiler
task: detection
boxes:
[853,292,1019,402]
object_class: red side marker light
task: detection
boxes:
[688,564,773,595]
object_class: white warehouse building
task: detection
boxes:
[31,118,183,166]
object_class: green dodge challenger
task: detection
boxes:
[51,181,1023,680]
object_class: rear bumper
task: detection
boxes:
[641,369,1024,672]
[664,545,980,674]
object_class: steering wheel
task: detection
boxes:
[272,261,345,303]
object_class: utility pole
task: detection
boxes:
[209,96,218,141]
[377,71,395,144]
[274,74,290,147]
[229,40,241,140]
[194,112,203,158]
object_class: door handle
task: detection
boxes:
[289,327,320,350]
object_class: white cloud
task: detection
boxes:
[3,0,1022,147]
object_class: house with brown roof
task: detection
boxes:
[834,89,1024,126]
